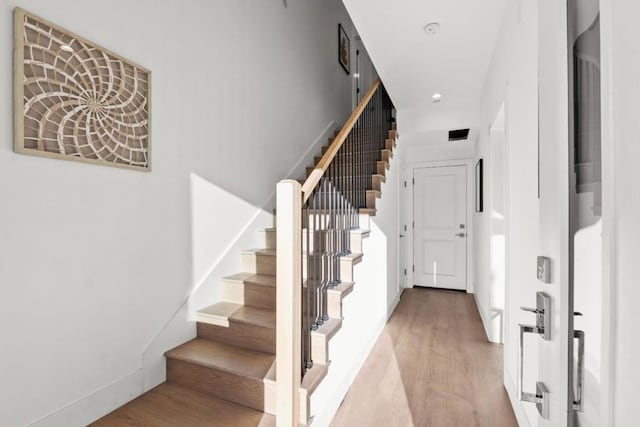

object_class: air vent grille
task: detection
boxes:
[448,128,470,141]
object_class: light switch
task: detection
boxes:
[537,256,551,284]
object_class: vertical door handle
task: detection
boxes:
[517,292,553,419]
[572,329,585,412]
[518,324,551,419]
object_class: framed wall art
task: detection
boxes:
[14,8,151,171]
[338,23,350,75]
[475,158,484,212]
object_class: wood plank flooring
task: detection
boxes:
[330,288,517,427]
[91,383,274,427]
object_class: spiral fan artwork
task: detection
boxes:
[14,9,151,170]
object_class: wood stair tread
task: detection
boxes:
[303,251,363,260]
[341,252,363,263]
[91,383,274,427]
[242,248,276,257]
[301,364,329,394]
[312,317,342,341]
[230,306,276,329]
[350,228,371,237]
[223,272,256,283]
[197,302,242,326]
[224,273,276,288]
[263,358,328,396]
[327,281,355,297]
[165,338,274,380]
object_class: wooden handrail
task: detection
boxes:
[301,78,382,203]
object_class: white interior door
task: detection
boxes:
[537,0,572,424]
[399,176,408,289]
[413,166,467,290]
[568,1,602,426]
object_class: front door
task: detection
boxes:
[413,165,467,290]
[568,1,603,426]
[533,0,572,425]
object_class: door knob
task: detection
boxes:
[399,234,406,238]
[455,232,466,237]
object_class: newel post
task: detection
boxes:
[276,180,302,427]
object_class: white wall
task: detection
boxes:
[475,1,541,425]
[486,107,506,344]
[310,145,402,427]
[0,1,365,425]
[401,142,475,164]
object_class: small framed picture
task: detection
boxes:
[338,24,350,75]
[475,159,484,213]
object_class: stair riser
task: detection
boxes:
[381,150,392,163]
[359,213,370,230]
[258,229,277,249]
[377,162,387,176]
[372,176,382,192]
[307,164,387,180]
[340,257,358,282]
[197,322,275,354]
[242,253,276,276]
[350,233,366,254]
[327,291,343,318]
[302,257,357,282]
[366,192,376,210]
[301,230,366,255]
[312,335,330,365]
[166,358,265,411]
[271,213,370,231]
[222,280,276,310]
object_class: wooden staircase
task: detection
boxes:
[92,220,372,427]
[92,93,396,427]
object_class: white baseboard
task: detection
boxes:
[387,288,403,319]
[29,370,144,427]
[474,293,493,341]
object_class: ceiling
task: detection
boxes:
[342,0,508,141]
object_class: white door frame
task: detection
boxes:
[598,0,615,423]
[405,159,474,292]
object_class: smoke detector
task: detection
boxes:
[424,22,440,36]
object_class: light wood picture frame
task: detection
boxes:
[14,8,152,171]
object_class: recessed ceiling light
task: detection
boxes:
[424,22,441,36]
[432,93,442,102]
[60,44,74,52]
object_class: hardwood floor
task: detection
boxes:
[330,288,517,427]
[91,383,274,427]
